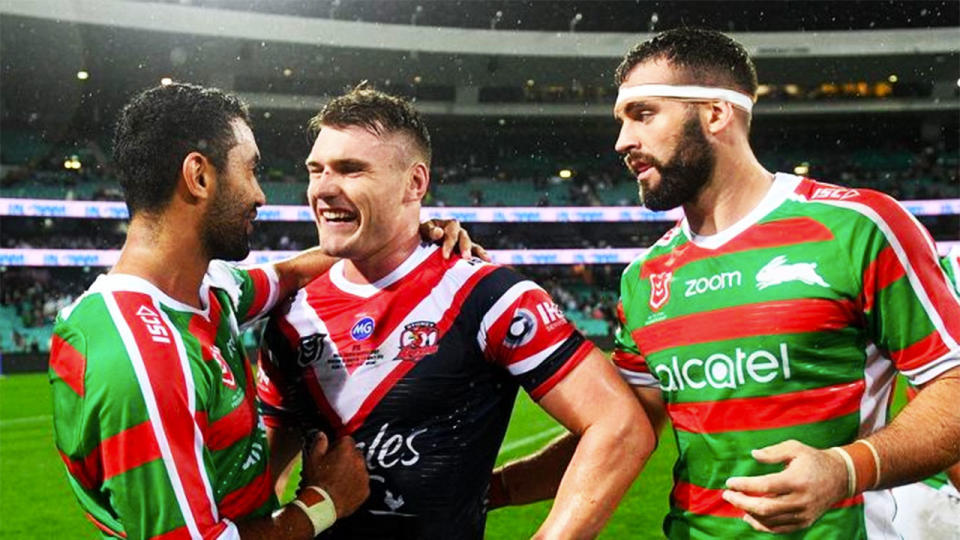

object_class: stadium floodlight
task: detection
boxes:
[569,13,583,32]
[160,77,173,86]
[888,74,898,83]
[76,70,89,80]
[411,5,423,26]
[283,68,293,77]
[559,169,573,179]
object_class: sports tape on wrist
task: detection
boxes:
[615,84,755,113]
[292,485,337,536]
[846,440,881,491]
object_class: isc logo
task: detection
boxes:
[811,187,860,200]
[136,305,171,344]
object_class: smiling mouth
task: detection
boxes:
[318,208,358,224]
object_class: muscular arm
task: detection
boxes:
[492,384,666,509]
[527,349,657,539]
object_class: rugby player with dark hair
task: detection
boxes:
[491,27,960,538]
[257,84,655,539]
[49,82,476,540]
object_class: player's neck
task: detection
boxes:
[112,214,210,308]
[683,149,773,237]
[342,229,421,286]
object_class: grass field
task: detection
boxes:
[0,372,910,539]
[0,372,675,539]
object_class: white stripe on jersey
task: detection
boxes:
[900,347,960,385]
[858,344,895,438]
[283,256,491,426]
[796,196,960,352]
[216,521,240,540]
[101,292,215,539]
[504,340,563,375]
[476,280,542,352]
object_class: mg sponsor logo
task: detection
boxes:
[350,316,375,341]
[684,271,742,298]
[655,343,791,392]
[756,255,830,290]
[648,272,673,311]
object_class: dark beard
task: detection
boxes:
[202,181,252,261]
[639,110,716,211]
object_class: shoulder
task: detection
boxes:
[789,177,916,229]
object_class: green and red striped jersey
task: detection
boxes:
[613,174,960,539]
[49,261,282,539]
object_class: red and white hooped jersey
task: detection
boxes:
[257,243,592,539]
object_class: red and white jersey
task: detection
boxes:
[257,243,592,539]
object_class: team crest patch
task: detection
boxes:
[648,272,673,311]
[504,308,537,349]
[298,333,328,367]
[397,321,439,362]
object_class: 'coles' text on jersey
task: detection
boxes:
[613,174,960,539]
[50,262,282,539]
[258,244,592,539]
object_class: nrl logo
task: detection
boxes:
[297,333,328,367]
[756,255,830,290]
[648,271,673,311]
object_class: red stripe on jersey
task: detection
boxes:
[219,468,273,520]
[85,512,127,538]
[200,394,256,452]
[59,421,162,489]
[102,420,162,479]
[673,481,862,518]
[634,298,857,356]
[890,330,951,372]
[50,334,85,396]
[482,287,578,370]
[244,268,271,320]
[799,179,960,346]
[611,349,649,373]
[861,246,905,313]
[113,292,219,532]
[642,217,834,278]
[529,340,593,400]
[59,449,99,490]
[339,263,498,435]
[303,250,450,375]
[668,380,864,434]
[149,525,195,540]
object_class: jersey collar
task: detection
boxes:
[680,172,802,250]
[328,243,439,298]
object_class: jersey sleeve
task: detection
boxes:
[851,191,960,385]
[476,270,594,401]
[941,248,960,296]
[51,305,240,540]
[611,261,660,388]
[207,259,281,328]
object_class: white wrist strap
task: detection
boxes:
[616,84,754,113]
[291,485,337,536]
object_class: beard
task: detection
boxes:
[202,179,254,261]
[634,110,716,211]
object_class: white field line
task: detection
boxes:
[0,414,50,427]
[498,425,566,457]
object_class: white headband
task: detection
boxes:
[616,84,754,113]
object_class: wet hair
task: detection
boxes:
[615,27,758,98]
[112,83,251,215]
[309,82,432,166]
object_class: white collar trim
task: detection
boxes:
[681,172,801,249]
[328,243,438,298]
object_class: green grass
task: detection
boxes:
[0,372,911,539]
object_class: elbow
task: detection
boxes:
[604,403,656,474]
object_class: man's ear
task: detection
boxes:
[180,151,214,201]
[404,162,430,203]
[704,100,737,136]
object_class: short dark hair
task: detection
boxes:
[309,83,432,166]
[112,83,251,215]
[615,28,758,98]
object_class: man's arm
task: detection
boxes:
[527,349,657,539]
[490,385,667,510]
[237,433,370,539]
[723,366,960,534]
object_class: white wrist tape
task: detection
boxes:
[616,84,755,113]
[291,485,337,536]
